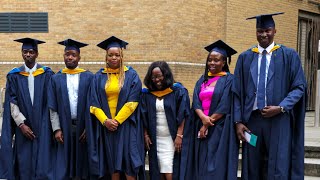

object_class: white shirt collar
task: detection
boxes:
[258,42,274,54]
[24,63,38,73]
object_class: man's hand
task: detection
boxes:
[20,124,36,140]
[235,123,250,142]
[104,119,119,131]
[79,129,86,143]
[261,106,281,118]
[54,129,64,144]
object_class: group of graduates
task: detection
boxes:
[0,12,306,180]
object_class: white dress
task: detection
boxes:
[156,98,175,173]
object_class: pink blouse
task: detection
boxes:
[199,77,220,115]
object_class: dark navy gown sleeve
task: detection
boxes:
[86,76,100,176]
[192,76,204,111]
[0,75,16,179]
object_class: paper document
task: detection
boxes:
[244,131,257,147]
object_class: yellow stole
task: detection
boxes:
[19,68,45,77]
[208,71,227,77]
[150,87,173,98]
[251,44,281,54]
[101,66,129,73]
[61,68,86,74]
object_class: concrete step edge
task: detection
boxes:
[238,156,320,165]
[305,158,320,165]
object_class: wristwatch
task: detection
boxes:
[279,106,285,113]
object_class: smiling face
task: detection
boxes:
[151,67,164,90]
[207,51,225,74]
[256,27,276,48]
[64,49,81,69]
[106,47,121,69]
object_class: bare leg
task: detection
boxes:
[164,173,172,180]
[125,174,136,180]
[112,173,120,180]
[160,174,166,180]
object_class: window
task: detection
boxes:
[0,12,48,33]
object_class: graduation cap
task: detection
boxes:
[14,37,45,51]
[97,36,128,50]
[246,12,284,29]
[204,40,237,64]
[58,39,88,53]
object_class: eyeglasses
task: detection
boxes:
[151,75,164,80]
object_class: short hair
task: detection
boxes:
[144,61,175,91]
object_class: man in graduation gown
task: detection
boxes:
[232,13,307,180]
[48,39,96,179]
[0,38,55,180]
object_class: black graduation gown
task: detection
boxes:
[191,74,238,180]
[140,83,192,180]
[0,65,54,180]
[232,45,306,179]
[87,66,144,179]
[47,70,94,179]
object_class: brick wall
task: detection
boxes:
[0,61,205,103]
[0,0,319,99]
[225,0,319,72]
[0,0,228,62]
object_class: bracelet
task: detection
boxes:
[176,134,183,139]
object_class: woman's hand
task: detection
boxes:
[198,125,208,139]
[79,129,86,143]
[174,135,183,153]
[144,134,152,151]
[104,119,119,131]
[200,115,214,127]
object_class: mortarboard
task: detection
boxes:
[246,12,284,29]
[14,37,45,51]
[58,39,88,53]
[205,40,237,64]
[97,36,128,50]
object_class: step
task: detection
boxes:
[305,176,320,180]
[144,162,320,179]
[305,158,320,176]
[238,143,320,159]
[238,155,320,177]
[305,145,320,158]
[237,171,320,180]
